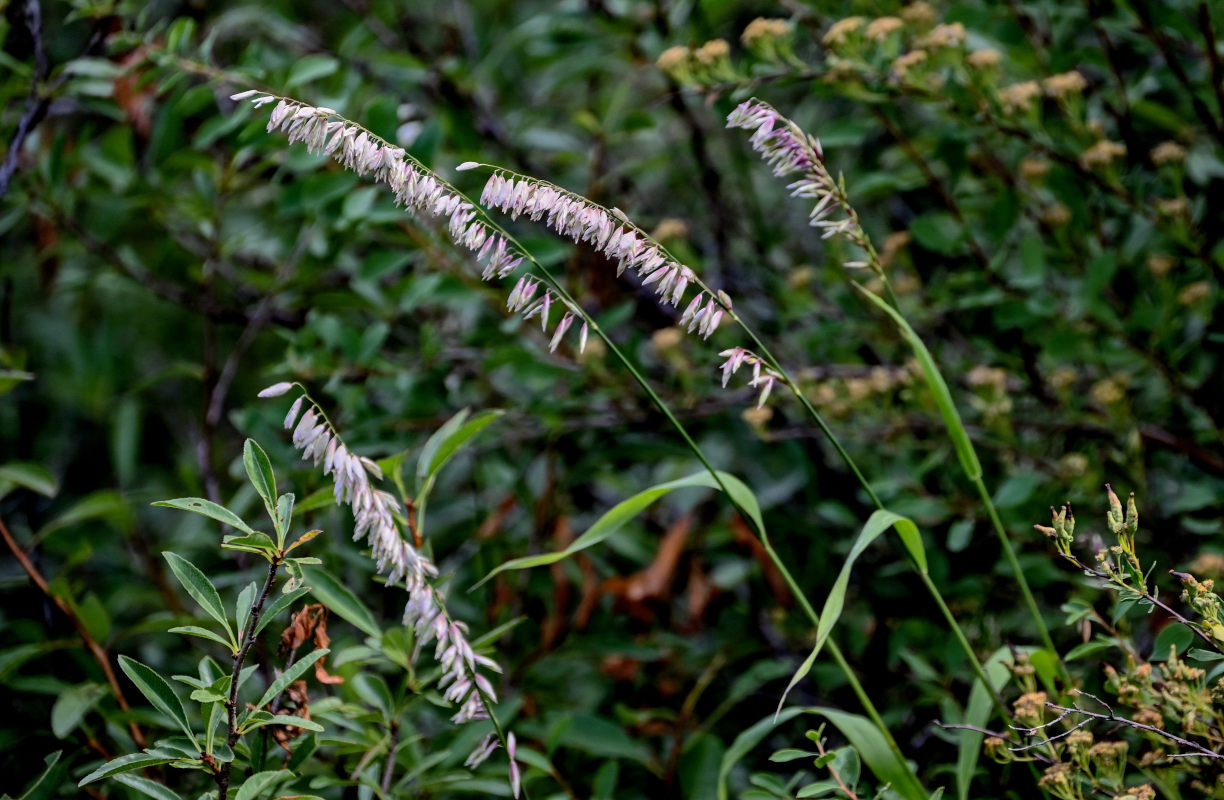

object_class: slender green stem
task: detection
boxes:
[732,319,1008,717]
[459,161,1004,718]
[755,521,910,767]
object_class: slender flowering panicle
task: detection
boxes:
[232,91,591,357]
[256,384,505,760]
[718,347,784,409]
[727,98,882,273]
[468,166,728,339]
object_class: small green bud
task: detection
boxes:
[1126,492,1138,536]
[1106,483,1124,534]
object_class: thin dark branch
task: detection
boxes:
[1009,716,1093,752]
[1130,0,1224,148]
[216,555,281,800]
[1045,697,1224,759]
[0,0,50,200]
[380,721,399,794]
[1055,549,1224,655]
[1201,1,1224,126]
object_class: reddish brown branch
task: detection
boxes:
[0,512,147,747]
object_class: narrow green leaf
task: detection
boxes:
[1188,648,1224,662]
[956,648,1012,800]
[235,582,258,642]
[254,649,328,710]
[78,753,181,787]
[189,688,227,704]
[153,498,256,535]
[253,586,312,637]
[117,657,198,748]
[807,708,927,800]
[855,286,982,481]
[0,462,58,498]
[163,553,235,643]
[769,749,818,763]
[113,774,186,800]
[239,714,324,733]
[222,533,277,551]
[234,770,293,800]
[300,566,379,637]
[169,626,236,651]
[243,439,277,509]
[776,509,922,716]
[276,493,295,537]
[474,470,758,589]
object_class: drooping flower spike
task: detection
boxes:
[461,163,729,340]
[232,91,590,356]
[256,383,502,745]
[727,98,882,273]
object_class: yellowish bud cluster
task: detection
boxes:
[997,80,1042,113]
[1079,139,1126,170]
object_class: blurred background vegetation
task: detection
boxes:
[3,0,1223,797]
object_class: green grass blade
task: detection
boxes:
[473,470,761,590]
[855,286,982,481]
[776,510,922,717]
[956,648,1014,800]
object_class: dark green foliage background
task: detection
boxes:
[2,0,1223,797]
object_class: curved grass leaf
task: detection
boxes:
[163,552,235,644]
[118,656,198,748]
[776,509,925,717]
[807,707,928,800]
[253,648,328,710]
[153,498,256,535]
[300,565,379,638]
[956,648,1013,800]
[78,752,181,787]
[474,470,760,590]
[855,286,982,482]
